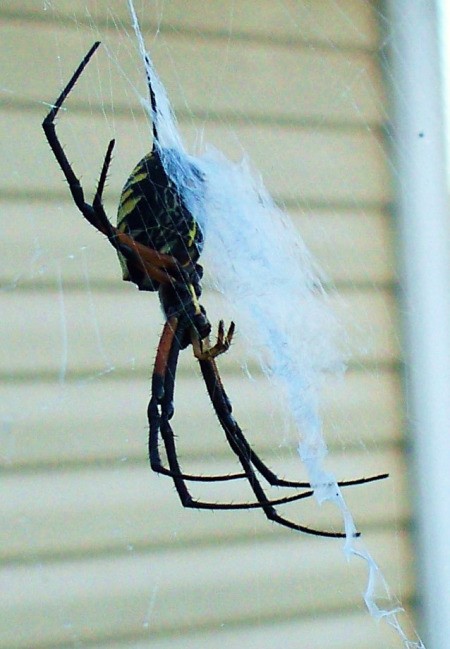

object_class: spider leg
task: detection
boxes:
[145,319,383,538]
[148,316,248,483]
[42,42,102,225]
[195,332,387,491]
[147,318,344,537]
[196,357,353,538]
[148,317,328,524]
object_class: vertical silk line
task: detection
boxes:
[127,2,424,646]
[56,261,68,385]
[80,247,112,370]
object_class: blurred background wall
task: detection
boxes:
[2,1,448,648]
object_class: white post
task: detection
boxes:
[385,2,450,648]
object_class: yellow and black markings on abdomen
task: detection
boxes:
[117,150,204,291]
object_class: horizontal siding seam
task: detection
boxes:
[1,277,398,293]
[2,518,410,568]
[0,361,403,385]
[0,101,385,135]
[0,188,392,214]
[0,437,403,477]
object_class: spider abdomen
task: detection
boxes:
[117,150,204,291]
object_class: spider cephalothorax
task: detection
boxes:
[43,42,387,538]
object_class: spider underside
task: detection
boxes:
[42,41,387,538]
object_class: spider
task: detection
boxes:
[43,42,387,538]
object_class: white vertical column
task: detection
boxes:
[385,2,450,648]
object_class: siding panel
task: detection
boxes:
[1,23,384,123]
[2,112,388,204]
[1,287,398,376]
[1,530,411,649]
[1,201,394,287]
[0,1,380,48]
[2,450,406,561]
[0,370,401,468]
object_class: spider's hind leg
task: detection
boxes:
[199,357,387,491]
[148,318,348,537]
[197,355,387,536]
[148,316,248,484]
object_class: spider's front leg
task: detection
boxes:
[42,42,106,227]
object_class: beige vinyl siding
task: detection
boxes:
[1,2,414,648]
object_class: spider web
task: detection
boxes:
[1,0,442,648]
